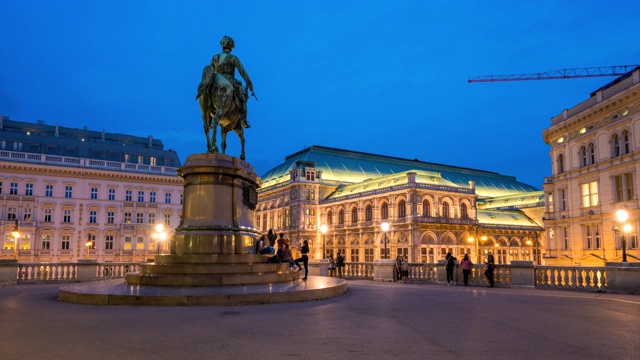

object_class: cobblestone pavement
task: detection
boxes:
[1,280,639,360]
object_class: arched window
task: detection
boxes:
[351,207,358,224]
[398,200,406,218]
[612,133,620,158]
[365,205,372,221]
[460,203,468,219]
[381,202,388,220]
[327,210,333,225]
[588,143,595,165]
[338,209,344,225]
[442,202,450,218]
[622,130,630,155]
[557,153,564,174]
[422,199,431,217]
[580,146,587,167]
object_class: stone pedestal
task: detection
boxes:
[373,259,396,282]
[510,261,535,287]
[605,262,640,295]
[0,260,17,285]
[125,153,297,286]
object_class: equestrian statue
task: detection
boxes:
[196,35,256,160]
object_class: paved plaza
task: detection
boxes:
[1,279,639,360]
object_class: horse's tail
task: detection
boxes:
[196,65,215,100]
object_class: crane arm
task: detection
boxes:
[468,65,639,83]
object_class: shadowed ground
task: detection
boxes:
[1,279,639,360]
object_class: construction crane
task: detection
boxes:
[468,65,639,83]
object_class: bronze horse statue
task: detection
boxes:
[196,64,247,160]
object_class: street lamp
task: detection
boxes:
[613,209,631,262]
[381,222,390,259]
[85,240,93,257]
[152,223,167,255]
[11,219,20,260]
[320,224,328,259]
[468,234,487,264]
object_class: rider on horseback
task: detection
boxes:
[210,35,254,128]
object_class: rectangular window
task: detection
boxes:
[47,144,57,155]
[87,234,96,249]
[138,191,144,202]
[547,192,554,212]
[61,234,70,250]
[44,209,52,222]
[105,235,114,250]
[125,190,132,202]
[90,187,98,200]
[165,192,171,204]
[0,181,2,194]
[64,185,73,199]
[180,193,183,205]
[108,151,119,161]
[136,213,144,224]
[560,189,567,211]
[7,207,17,220]
[365,248,374,262]
[13,142,22,151]
[124,236,132,250]
[25,183,33,196]
[614,173,634,202]
[149,192,156,203]
[64,146,76,157]
[148,213,156,225]
[42,235,51,250]
[90,149,101,159]
[45,184,54,197]
[256,214,261,229]
[581,181,598,207]
[285,209,290,228]
[164,213,171,226]
[107,211,115,224]
[10,182,18,195]
[63,209,72,223]
[584,225,600,250]
[305,189,315,200]
[124,212,132,224]
[136,236,145,250]
[108,189,116,201]
[23,208,32,220]
[350,248,359,262]
[89,210,97,224]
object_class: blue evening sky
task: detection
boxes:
[1,1,639,188]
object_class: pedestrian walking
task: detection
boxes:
[445,252,457,285]
[401,254,410,283]
[484,251,495,287]
[395,255,403,283]
[328,253,336,277]
[460,254,473,286]
[293,239,310,280]
[336,251,345,278]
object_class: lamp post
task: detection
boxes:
[613,209,631,262]
[85,240,93,257]
[152,223,167,255]
[320,224,328,259]
[468,234,487,264]
[11,219,20,260]
[381,222,390,259]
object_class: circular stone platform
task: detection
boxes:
[59,276,347,306]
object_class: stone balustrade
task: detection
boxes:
[2,260,639,295]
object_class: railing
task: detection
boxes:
[2,261,625,294]
[342,262,374,279]
[0,149,179,176]
[14,262,140,284]
[535,266,606,292]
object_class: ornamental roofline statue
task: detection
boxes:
[196,35,257,160]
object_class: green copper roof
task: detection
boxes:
[478,210,541,228]
[261,146,539,197]
[478,191,545,210]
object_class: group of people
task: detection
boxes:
[443,251,495,287]
[328,252,345,278]
[257,230,310,280]
[395,255,409,283]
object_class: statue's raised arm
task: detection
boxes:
[197,35,255,160]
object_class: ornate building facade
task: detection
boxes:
[542,67,640,265]
[0,116,183,262]
[257,146,545,264]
